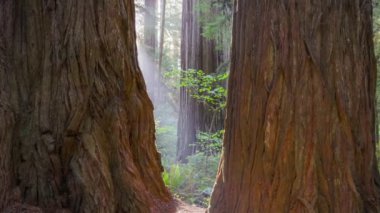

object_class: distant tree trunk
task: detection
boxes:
[144,0,158,54]
[158,0,166,73]
[0,0,173,212]
[177,0,225,162]
[209,0,380,212]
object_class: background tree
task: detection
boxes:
[374,0,380,167]
[158,0,167,74]
[0,0,173,212]
[177,0,231,162]
[144,0,158,54]
[209,0,380,212]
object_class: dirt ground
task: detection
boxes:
[2,200,205,213]
[175,200,205,213]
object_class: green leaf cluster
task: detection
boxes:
[196,130,224,155]
[162,164,189,191]
[162,153,221,207]
[164,69,228,111]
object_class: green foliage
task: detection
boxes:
[156,120,176,135]
[162,153,221,207]
[161,127,224,206]
[162,164,190,191]
[165,69,228,111]
[196,130,224,155]
[197,0,233,50]
[201,14,228,40]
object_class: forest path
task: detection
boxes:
[176,200,205,213]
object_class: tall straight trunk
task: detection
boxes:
[177,0,225,162]
[158,0,166,73]
[0,0,173,212]
[144,0,158,54]
[209,0,380,212]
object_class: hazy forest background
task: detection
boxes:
[135,0,232,207]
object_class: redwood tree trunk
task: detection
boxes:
[209,0,380,212]
[0,0,173,212]
[177,0,225,162]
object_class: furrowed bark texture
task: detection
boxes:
[177,0,225,162]
[0,0,173,212]
[209,0,380,212]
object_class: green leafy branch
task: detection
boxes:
[164,69,228,111]
[196,130,224,155]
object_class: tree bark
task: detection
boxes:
[209,0,380,212]
[0,0,173,212]
[177,0,225,162]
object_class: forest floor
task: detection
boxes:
[176,200,205,213]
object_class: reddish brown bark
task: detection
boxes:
[0,0,173,212]
[209,0,380,212]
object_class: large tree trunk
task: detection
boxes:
[209,0,380,212]
[0,0,173,212]
[177,0,225,162]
